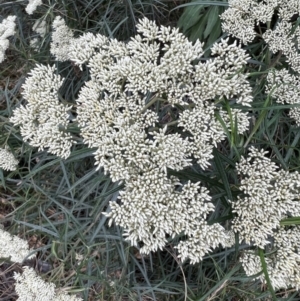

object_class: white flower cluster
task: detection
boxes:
[266,69,300,105]
[221,1,300,126]
[25,0,43,15]
[67,18,252,175]
[55,18,254,259]
[266,68,300,125]
[10,64,74,159]
[30,19,47,51]
[48,17,251,261]
[220,0,259,44]
[32,19,47,37]
[0,228,34,262]
[264,21,300,74]
[0,15,16,63]
[14,266,83,301]
[241,226,300,290]
[0,147,18,171]
[221,0,300,76]
[221,0,300,44]
[220,108,250,135]
[109,172,234,262]
[50,17,74,61]
[232,147,300,248]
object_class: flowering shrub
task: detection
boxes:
[9,17,256,262]
[71,21,252,176]
[3,0,300,298]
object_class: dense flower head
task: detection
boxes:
[32,19,47,38]
[50,17,74,61]
[105,170,234,263]
[221,0,300,75]
[0,15,16,63]
[266,69,300,105]
[0,147,18,171]
[69,18,253,176]
[263,21,300,74]
[221,1,300,126]
[241,226,300,290]
[266,68,300,125]
[10,64,74,158]
[47,17,252,261]
[221,0,300,44]
[25,0,43,15]
[14,266,83,301]
[0,228,35,263]
[30,19,47,50]
[232,147,300,247]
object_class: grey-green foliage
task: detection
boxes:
[177,0,228,55]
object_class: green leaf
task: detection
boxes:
[205,17,222,47]
[280,216,300,226]
[16,220,60,238]
[213,148,232,206]
[244,94,272,148]
[215,111,241,160]
[259,248,277,300]
[178,5,204,32]
[173,1,229,11]
[0,169,5,189]
[284,131,300,163]
[189,11,210,41]
[204,6,220,39]
[194,263,241,301]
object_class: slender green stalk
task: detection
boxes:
[142,96,164,113]
[258,248,277,301]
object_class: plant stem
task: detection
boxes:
[142,96,164,113]
[259,248,277,301]
[166,120,178,126]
